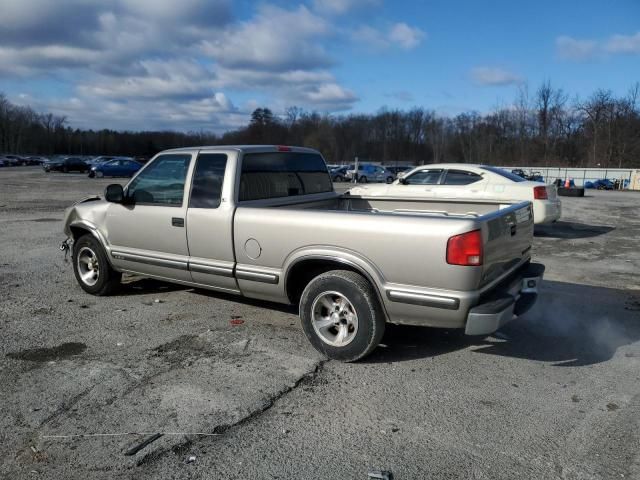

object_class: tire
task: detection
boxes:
[72,235,121,296]
[359,176,368,183]
[88,171,95,178]
[299,270,385,362]
[96,171,104,178]
[386,176,394,184]
[62,166,68,173]
[557,187,585,197]
[334,175,343,182]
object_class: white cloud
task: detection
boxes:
[605,32,640,54]
[556,32,640,61]
[556,36,598,61]
[0,0,364,130]
[389,23,425,49]
[352,22,425,51]
[471,67,523,86]
[312,0,381,15]
[202,5,331,71]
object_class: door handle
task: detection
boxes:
[171,217,184,227]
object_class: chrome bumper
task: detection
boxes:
[465,262,545,336]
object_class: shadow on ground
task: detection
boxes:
[366,280,640,366]
[535,221,614,239]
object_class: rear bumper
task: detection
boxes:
[533,199,561,224]
[464,262,545,335]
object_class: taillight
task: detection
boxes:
[447,229,483,266]
[277,145,292,152]
[533,186,548,200]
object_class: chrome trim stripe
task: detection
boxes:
[386,289,460,310]
[235,269,279,284]
[111,251,188,270]
[189,262,234,277]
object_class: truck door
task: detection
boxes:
[104,153,193,281]
[185,152,239,293]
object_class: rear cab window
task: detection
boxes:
[239,152,332,201]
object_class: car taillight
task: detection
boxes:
[277,145,292,152]
[447,229,483,266]
[533,186,548,200]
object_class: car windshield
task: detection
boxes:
[480,166,526,182]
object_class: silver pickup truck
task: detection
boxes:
[63,145,544,361]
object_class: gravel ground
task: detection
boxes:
[1,167,639,479]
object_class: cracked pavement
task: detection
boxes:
[1,168,639,479]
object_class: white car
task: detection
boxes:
[348,163,561,224]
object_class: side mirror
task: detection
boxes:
[104,184,124,203]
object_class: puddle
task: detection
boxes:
[6,342,87,362]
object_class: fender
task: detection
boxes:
[67,220,115,268]
[282,247,390,319]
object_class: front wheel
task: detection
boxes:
[334,175,343,182]
[72,235,121,295]
[299,270,385,362]
[96,171,104,178]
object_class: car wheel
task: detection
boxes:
[299,270,385,362]
[62,166,68,173]
[386,176,394,183]
[72,235,121,296]
[96,171,104,178]
[359,176,368,183]
[334,175,343,182]
[88,171,95,178]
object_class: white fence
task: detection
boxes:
[500,166,634,187]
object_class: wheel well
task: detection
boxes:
[286,259,380,306]
[69,226,92,242]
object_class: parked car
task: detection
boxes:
[44,157,89,173]
[88,158,142,178]
[24,156,48,165]
[585,179,616,190]
[62,145,544,361]
[345,164,395,183]
[2,155,25,166]
[0,158,6,167]
[349,163,561,224]
[329,165,352,182]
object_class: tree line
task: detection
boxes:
[1,81,639,168]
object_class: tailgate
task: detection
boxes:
[480,202,534,287]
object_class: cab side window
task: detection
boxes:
[404,169,443,185]
[126,154,191,206]
[189,154,228,208]
[443,170,482,185]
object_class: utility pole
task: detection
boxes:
[352,156,359,183]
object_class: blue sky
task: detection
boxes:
[0,0,638,132]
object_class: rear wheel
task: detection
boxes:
[359,176,368,183]
[299,270,385,362]
[386,176,394,183]
[72,235,121,295]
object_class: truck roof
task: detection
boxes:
[160,145,320,154]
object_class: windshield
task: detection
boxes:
[481,166,526,182]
